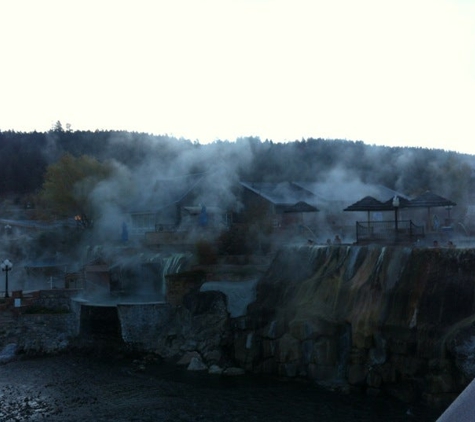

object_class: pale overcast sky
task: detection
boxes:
[1,0,474,154]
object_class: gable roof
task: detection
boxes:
[345,195,414,212]
[344,191,456,214]
[344,196,386,212]
[293,182,409,204]
[408,191,456,208]
[283,201,319,213]
[239,181,318,207]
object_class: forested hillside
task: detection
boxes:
[1,125,474,211]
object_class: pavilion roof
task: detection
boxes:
[239,181,318,207]
[343,196,386,212]
[407,191,456,208]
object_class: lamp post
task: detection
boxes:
[392,196,400,243]
[1,259,13,298]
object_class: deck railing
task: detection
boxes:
[355,220,424,244]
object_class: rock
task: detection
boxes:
[0,343,17,364]
[223,367,245,376]
[289,318,337,340]
[261,319,292,340]
[177,351,202,366]
[187,356,208,371]
[180,339,199,352]
[201,348,222,363]
[208,364,224,375]
[278,362,298,378]
[275,333,300,363]
[348,364,367,386]
[200,280,258,318]
[366,369,383,388]
[307,363,337,381]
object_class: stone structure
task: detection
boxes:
[0,290,82,358]
[231,245,475,408]
[3,245,475,412]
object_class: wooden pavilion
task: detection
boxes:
[344,195,425,244]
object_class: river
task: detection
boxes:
[0,353,444,421]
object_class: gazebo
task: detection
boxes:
[344,195,424,244]
[407,191,456,232]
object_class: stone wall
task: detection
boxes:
[15,312,79,355]
[31,289,81,312]
[0,290,82,356]
[117,303,172,350]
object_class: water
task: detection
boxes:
[0,354,444,421]
[158,369,443,422]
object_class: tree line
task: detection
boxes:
[1,126,474,215]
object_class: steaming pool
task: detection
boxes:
[73,297,167,306]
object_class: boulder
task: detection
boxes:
[0,343,17,364]
[187,356,208,371]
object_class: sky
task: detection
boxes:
[1,0,475,154]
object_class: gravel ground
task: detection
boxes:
[0,353,444,422]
